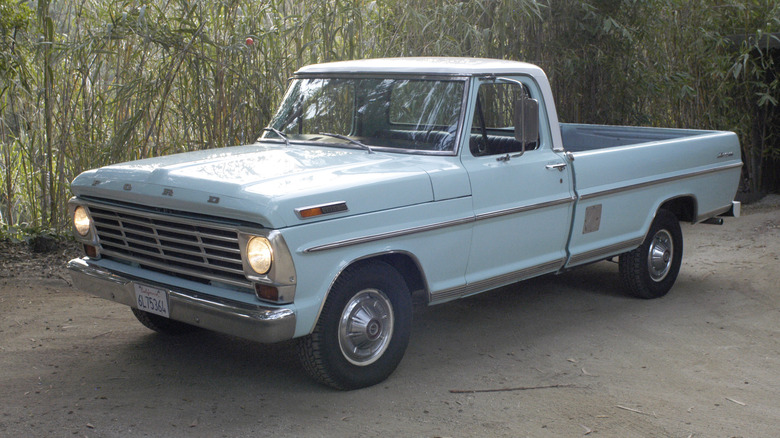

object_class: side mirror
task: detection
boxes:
[514,96,539,151]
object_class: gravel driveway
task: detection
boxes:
[1,197,778,437]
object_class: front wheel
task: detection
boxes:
[619,209,683,299]
[297,261,412,390]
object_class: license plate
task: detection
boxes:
[133,283,170,318]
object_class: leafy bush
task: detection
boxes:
[1,0,777,238]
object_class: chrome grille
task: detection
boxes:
[87,202,252,291]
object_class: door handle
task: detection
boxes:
[545,162,567,172]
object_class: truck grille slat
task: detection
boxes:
[85,201,253,291]
[92,221,241,254]
[93,212,238,245]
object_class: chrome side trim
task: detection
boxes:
[67,258,296,344]
[579,162,743,201]
[474,196,575,221]
[567,237,645,267]
[304,196,575,253]
[430,258,565,304]
[304,216,475,253]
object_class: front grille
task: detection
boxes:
[86,201,252,291]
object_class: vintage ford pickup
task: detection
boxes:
[67,58,742,389]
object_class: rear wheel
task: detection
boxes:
[131,308,199,335]
[298,261,412,390]
[619,209,683,299]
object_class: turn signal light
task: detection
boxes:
[84,244,98,258]
[255,284,279,302]
[299,207,323,218]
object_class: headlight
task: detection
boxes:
[247,236,273,274]
[73,206,92,236]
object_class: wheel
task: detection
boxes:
[131,308,199,335]
[619,209,683,299]
[297,261,412,390]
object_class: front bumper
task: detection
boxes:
[67,258,296,343]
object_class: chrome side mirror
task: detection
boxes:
[514,95,539,150]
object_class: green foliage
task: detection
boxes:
[0,223,63,244]
[0,0,778,238]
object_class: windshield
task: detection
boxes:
[262,77,466,153]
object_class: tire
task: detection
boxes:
[297,261,412,390]
[131,308,199,335]
[619,209,683,299]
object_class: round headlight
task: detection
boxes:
[73,206,92,237]
[247,236,273,275]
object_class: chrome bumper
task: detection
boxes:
[67,258,296,343]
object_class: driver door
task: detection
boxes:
[461,77,574,292]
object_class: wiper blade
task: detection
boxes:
[318,132,373,154]
[262,127,289,146]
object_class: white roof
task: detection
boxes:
[295,57,545,76]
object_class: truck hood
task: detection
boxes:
[71,143,441,228]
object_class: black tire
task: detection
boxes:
[619,209,683,299]
[131,308,199,335]
[297,261,412,390]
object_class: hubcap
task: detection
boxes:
[338,289,394,366]
[647,229,674,282]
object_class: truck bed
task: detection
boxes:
[561,123,742,268]
[561,123,708,152]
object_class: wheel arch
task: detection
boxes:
[341,251,428,296]
[310,250,429,333]
[659,194,697,224]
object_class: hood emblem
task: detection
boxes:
[162,188,174,197]
[123,184,132,191]
[208,196,220,204]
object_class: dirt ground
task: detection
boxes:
[1,197,778,438]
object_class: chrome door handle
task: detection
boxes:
[545,162,567,172]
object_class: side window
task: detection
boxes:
[470,81,536,156]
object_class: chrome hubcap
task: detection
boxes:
[647,229,673,282]
[338,289,394,366]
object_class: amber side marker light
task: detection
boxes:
[255,284,280,302]
[84,244,98,258]
[299,207,324,218]
[296,202,348,219]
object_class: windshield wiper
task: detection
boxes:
[262,127,290,146]
[318,132,373,154]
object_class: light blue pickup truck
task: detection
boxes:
[67,58,742,389]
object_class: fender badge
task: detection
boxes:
[208,196,220,204]
[162,188,174,197]
[123,184,132,191]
